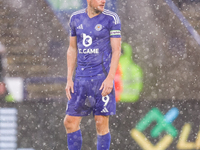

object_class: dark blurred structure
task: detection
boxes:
[0,42,7,100]
[0,0,68,101]
[0,42,5,80]
[174,0,200,8]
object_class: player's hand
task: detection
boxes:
[65,79,74,100]
[99,77,113,97]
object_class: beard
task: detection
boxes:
[94,7,102,13]
[89,1,103,14]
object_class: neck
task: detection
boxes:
[87,6,102,18]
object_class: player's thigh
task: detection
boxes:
[64,115,82,128]
[94,115,109,127]
[95,115,109,134]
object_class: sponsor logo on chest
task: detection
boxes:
[79,33,99,54]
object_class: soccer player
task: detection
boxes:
[64,0,121,149]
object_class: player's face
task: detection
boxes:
[90,0,106,13]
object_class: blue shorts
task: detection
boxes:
[66,75,116,116]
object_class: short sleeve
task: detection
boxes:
[69,15,76,37]
[110,14,121,38]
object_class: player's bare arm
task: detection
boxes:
[100,37,121,96]
[65,36,77,100]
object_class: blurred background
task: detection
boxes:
[0,0,200,150]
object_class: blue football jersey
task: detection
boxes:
[69,8,121,78]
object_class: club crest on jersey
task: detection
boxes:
[95,24,102,31]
